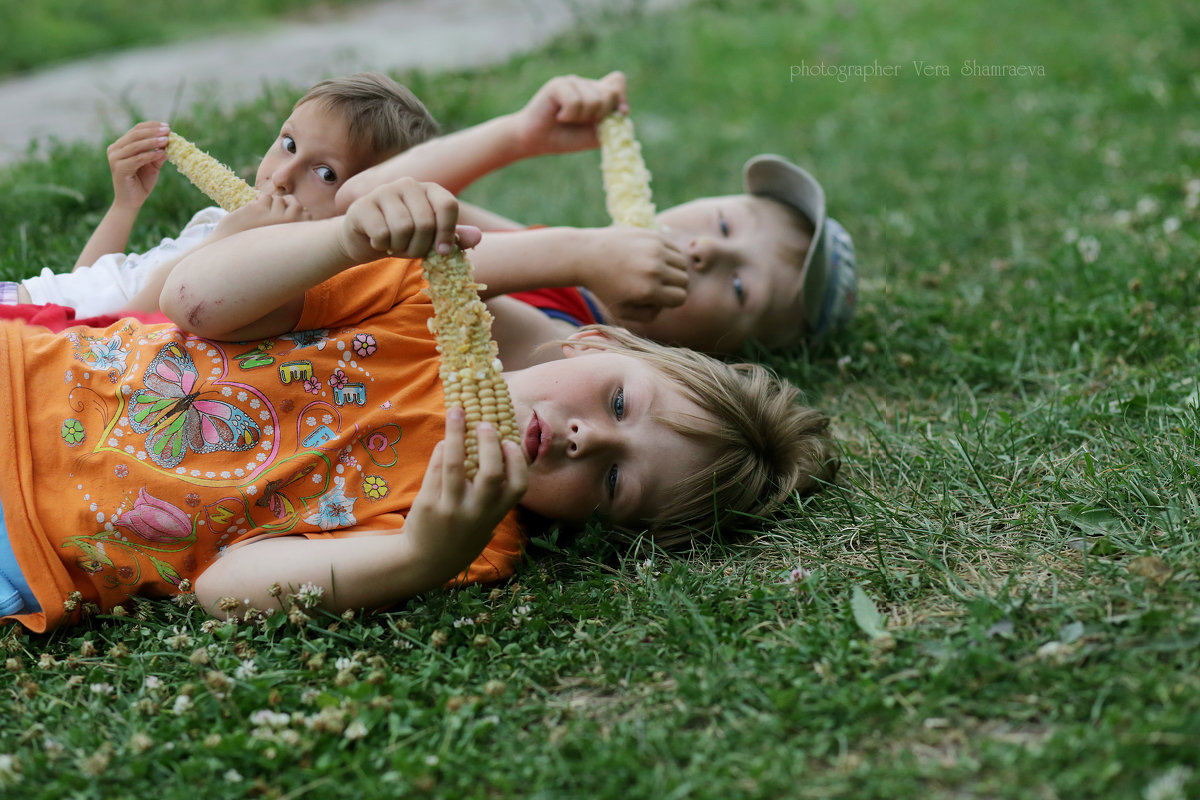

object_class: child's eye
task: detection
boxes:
[282,135,297,154]
[606,465,620,499]
[316,166,337,184]
[732,275,745,304]
[719,212,730,237]
[612,387,625,420]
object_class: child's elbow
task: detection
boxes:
[159,282,211,334]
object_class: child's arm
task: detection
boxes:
[121,191,311,313]
[195,410,527,617]
[74,122,171,269]
[160,178,469,340]
[457,201,525,232]
[469,225,689,322]
[336,72,628,209]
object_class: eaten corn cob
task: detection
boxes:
[597,113,657,229]
[165,132,259,212]
[423,247,519,478]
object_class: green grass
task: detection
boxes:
[2,0,1200,797]
[0,0,380,77]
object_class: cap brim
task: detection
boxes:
[743,154,829,326]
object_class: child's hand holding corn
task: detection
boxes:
[338,178,477,263]
[211,189,311,241]
[512,71,629,157]
[402,407,527,585]
[574,226,689,322]
[107,121,172,211]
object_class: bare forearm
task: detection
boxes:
[74,203,141,269]
[458,201,525,232]
[338,114,533,208]
[194,533,460,619]
[160,218,350,339]
[470,227,588,298]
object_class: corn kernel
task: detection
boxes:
[423,247,519,477]
[165,132,259,212]
[597,113,657,229]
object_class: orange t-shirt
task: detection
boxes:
[0,257,525,632]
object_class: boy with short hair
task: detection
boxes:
[2,72,437,317]
[0,179,837,630]
[336,71,859,362]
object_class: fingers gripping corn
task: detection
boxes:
[597,113,657,229]
[165,132,259,212]
[423,248,519,478]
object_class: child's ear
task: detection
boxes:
[560,328,617,358]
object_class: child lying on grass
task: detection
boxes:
[336,71,860,364]
[0,72,438,318]
[0,178,838,632]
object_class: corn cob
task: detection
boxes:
[423,247,519,478]
[597,113,657,229]
[164,132,259,212]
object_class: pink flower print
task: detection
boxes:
[351,333,377,358]
[185,492,201,508]
[304,377,322,394]
[115,488,192,543]
[114,464,129,479]
[329,369,348,390]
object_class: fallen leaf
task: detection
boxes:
[1128,555,1172,585]
[851,585,888,640]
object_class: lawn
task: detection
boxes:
[0,0,380,77]
[1,0,1199,798]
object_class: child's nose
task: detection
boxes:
[690,237,734,273]
[269,163,297,193]
[566,420,616,457]
[689,238,713,272]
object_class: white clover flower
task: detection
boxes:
[235,660,258,680]
[344,720,369,741]
[294,582,324,608]
[1163,216,1181,235]
[452,616,475,628]
[1077,236,1101,264]
[89,682,114,696]
[172,695,193,715]
[1112,209,1133,227]
[1143,765,1192,800]
[1136,196,1160,217]
[787,566,814,583]
[0,754,21,788]
[249,710,290,729]
[143,675,162,692]
[279,730,303,747]
[1062,227,1080,244]
[224,770,243,783]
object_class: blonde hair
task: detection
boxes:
[297,72,438,164]
[567,326,839,547]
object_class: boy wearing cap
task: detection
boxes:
[336,71,857,363]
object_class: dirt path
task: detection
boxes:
[0,0,679,166]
